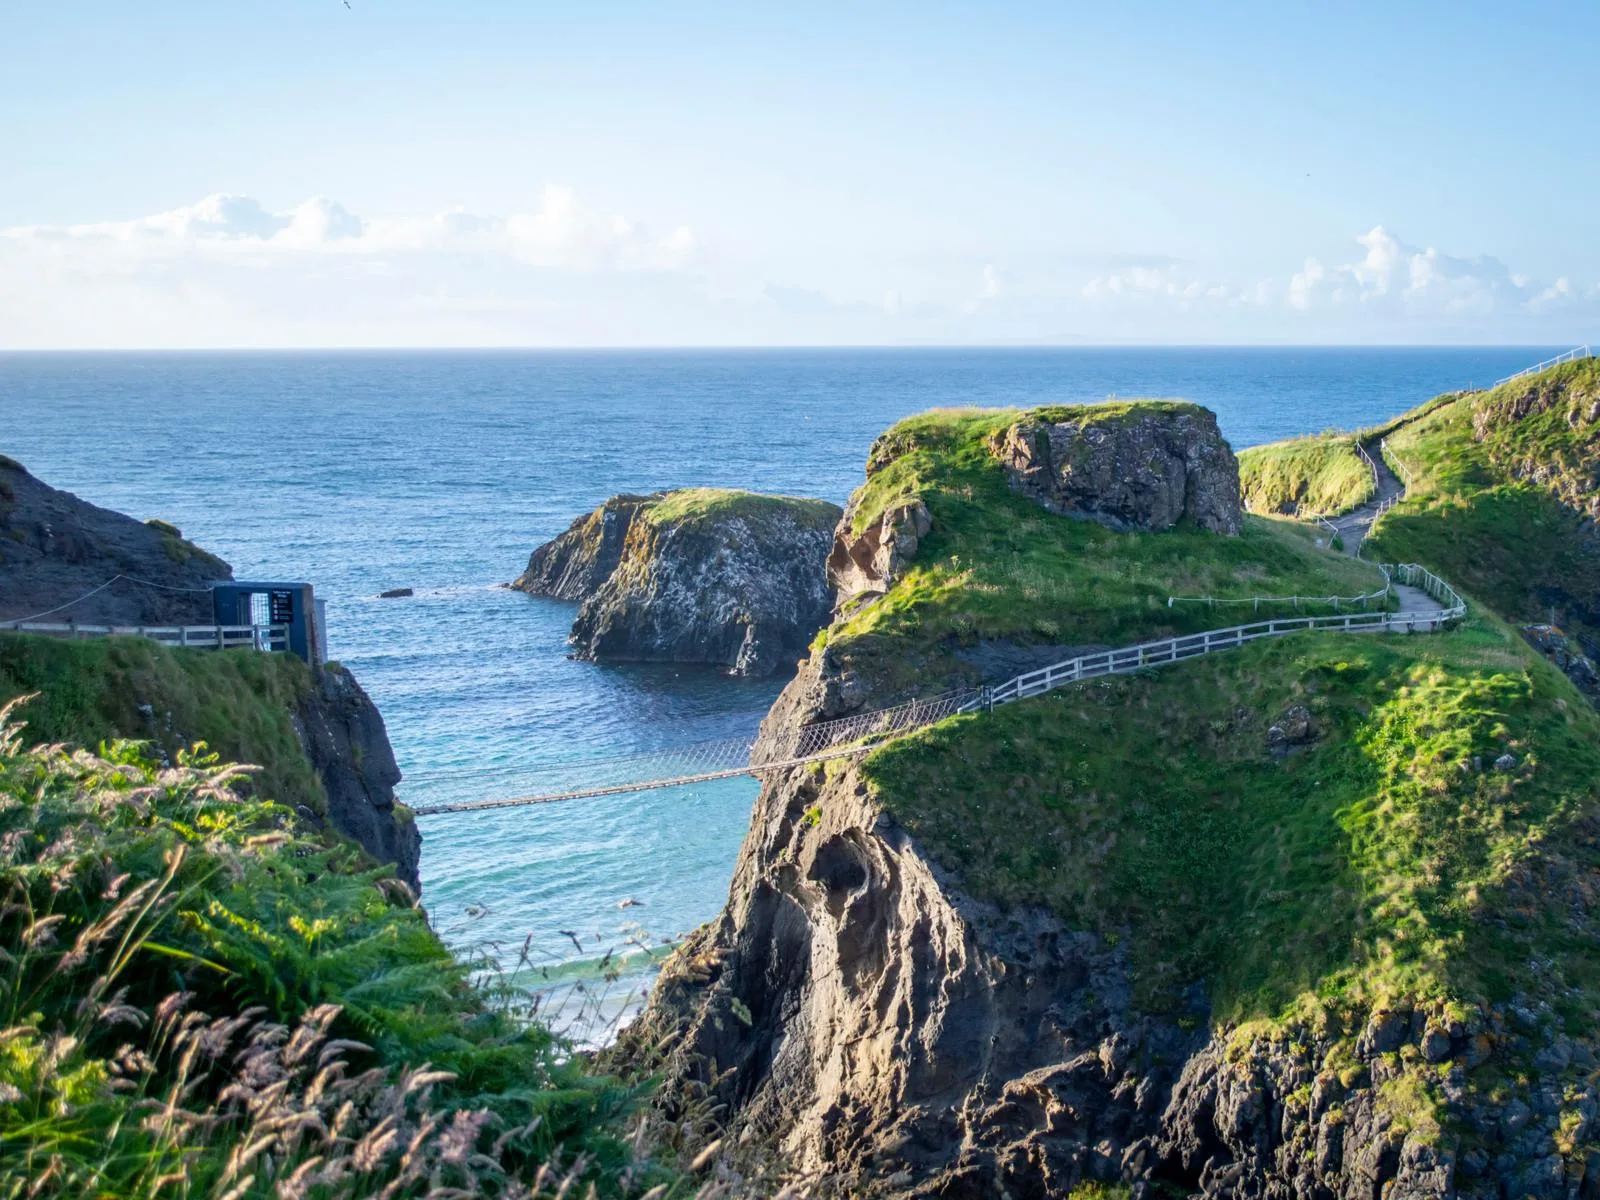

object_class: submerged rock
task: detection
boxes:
[516,489,842,677]
[990,403,1243,534]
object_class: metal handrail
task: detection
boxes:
[1379,436,1415,490]
[0,621,291,652]
[961,563,1463,713]
[1492,346,1593,388]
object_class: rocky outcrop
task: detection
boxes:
[828,499,931,611]
[991,405,1243,534]
[295,663,421,892]
[632,645,1600,1199]
[626,408,1589,1197]
[518,490,842,677]
[1522,623,1600,703]
[0,454,231,623]
[511,494,655,601]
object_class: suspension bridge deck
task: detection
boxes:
[409,564,1463,817]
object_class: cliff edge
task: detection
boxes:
[0,456,420,889]
[626,400,1600,1200]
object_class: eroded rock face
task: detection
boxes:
[295,664,421,892]
[0,455,231,623]
[991,407,1243,535]
[827,500,931,611]
[1521,624,1600,703]
[524,492,842,677]
[631,647,1598,1199]
[510,494,655,601]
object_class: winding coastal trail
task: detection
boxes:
[1328,439,1405,554]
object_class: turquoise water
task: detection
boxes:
[0,346,1556,1006]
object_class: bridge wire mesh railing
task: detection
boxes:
[411,563,1466,816]
[408,688,980,816]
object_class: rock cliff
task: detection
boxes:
[517,489,842,677]
[511,494,656,601]
[991,403,1243,534]
[0,455,419,889]
[0,455,230,623]
[296,662,421,891]
[628,402,1600,1199]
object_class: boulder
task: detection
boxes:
[990,404,1243,534]
[519,489,842,677]
[1267,704,1317,754]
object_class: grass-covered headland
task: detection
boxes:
[823,404,1387,688]
[1369,359,1600,645]
[1237,431,1376,517]
[0,696,659,1197]
[783,393,1600,1164]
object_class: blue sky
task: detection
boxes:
[3,1,1597,347]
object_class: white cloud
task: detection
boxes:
[2,193,1597,346]
[1,186,695,270]
[1074,224,1599,339]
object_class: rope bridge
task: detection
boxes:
[408,689,977,815]
[410,564,1464,817]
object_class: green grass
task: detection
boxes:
[862,609,1600,1026]
[0,702,652,1197]
[1368,359,1600,639]
[644,487,840,530]
[821,404,1387,690]
[0,633,325,815]
[1238,433,1375,516]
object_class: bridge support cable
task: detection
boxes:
[411,564,1465,818]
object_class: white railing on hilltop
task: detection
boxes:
[1167,581,1391,612]
[960,563,1463,713]
[1355,440,1381,495]
[0,621,290,653]
[1380,436,1415,490]
[1493,346,1593,389]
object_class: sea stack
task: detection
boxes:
[512,488,842,677]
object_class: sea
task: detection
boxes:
[0,346,1554,1029]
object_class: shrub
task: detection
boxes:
[0,698,651,1197]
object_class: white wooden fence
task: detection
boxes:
[963,563,1464,711]
[0,621,290,653]
[1493,346,1593,388]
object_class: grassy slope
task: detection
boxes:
[1237,434,1374,516]
[809,398,1600,1048]
[0,632,325,815]
[865,610,1600,1024]
[1368,359,1600,640]
[645,487,840,530]
[824,405,1386,687]
[0,705,646,1197]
